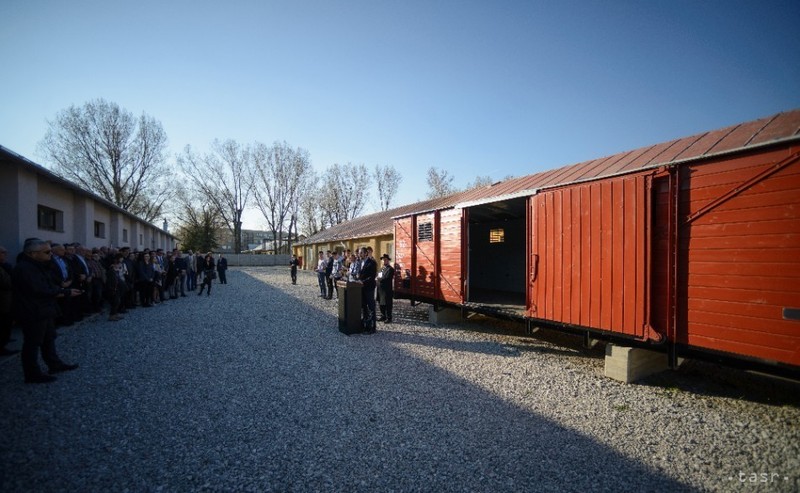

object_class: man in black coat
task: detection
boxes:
[174,250,188,296]
[12,239,81,384]
[358,247,377,333]
[216,253,228,284]
[324,251,334,299]
[289,255,299,284]
[377,254,395,323]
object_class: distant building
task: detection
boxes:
[293,197,451,269]
[216,228,298,254]
[0,145,177,258]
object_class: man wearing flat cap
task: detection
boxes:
[376,253,395,324]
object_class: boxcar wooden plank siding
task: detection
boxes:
[689,247,800,263]
[689,332,795,364]
[530,173,652,339]
[688,299,798,335]
[688,277,797,306]
[688,274,799,293]
[600,179,614,331]
[570,187,583,325]
[394,217,414,296]
[690,261,800,278]
[439,208,463,303]
[579,186,593,328]
[681,147,800,366]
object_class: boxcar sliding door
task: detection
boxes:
[438,208,464,303]
[529,172,661,341]
[394,216,414,297]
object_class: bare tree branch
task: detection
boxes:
[177,140,254,253]
[319,162,369,225]
[251,141,313,253]
[373,163,403,210]
[37,98,170,222]
[426,166,457,199]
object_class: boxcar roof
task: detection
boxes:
[299,109,800,244]
[448,108,800,211]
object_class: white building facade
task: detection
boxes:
[0,145,176,259]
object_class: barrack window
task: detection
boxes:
[38,205,63,232]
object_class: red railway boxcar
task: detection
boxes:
[394,110,800,376]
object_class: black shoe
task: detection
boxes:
[0,348,20,357]
[377,317,386,322]
[363,328,376,334]
[181,294,187,297]
[25,374,57,384]
[49,363,79,374]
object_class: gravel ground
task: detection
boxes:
[1,266,798,492]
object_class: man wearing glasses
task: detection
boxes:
[12,239,82,384]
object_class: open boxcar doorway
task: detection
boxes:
[465,197,527,316]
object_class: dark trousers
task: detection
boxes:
[317,273,326,296]
[138,281,153,306]
[90,278,104,312]
[187,270,196,290]
[291,268,297,284]
[124,280,136,308]
[325,276,334,299]
[56,297,73,326]
[379,291,394,321]
[108,283,126,316]
[218,269,227,284]
[21,317,62,378]
[361,284,376,330]
[199,276,212,295]
[0,310,12,348]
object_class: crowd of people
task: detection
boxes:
[303,246,395,334]
[0,240,229,384]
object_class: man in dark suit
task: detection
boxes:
[358,247,377,333]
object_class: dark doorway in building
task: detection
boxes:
[466,197,527,315]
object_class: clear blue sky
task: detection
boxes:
[2,0,798,229]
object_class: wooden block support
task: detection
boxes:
[604,344,669,383]
[429,306,462,325]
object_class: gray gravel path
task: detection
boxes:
[1,267,798,492]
